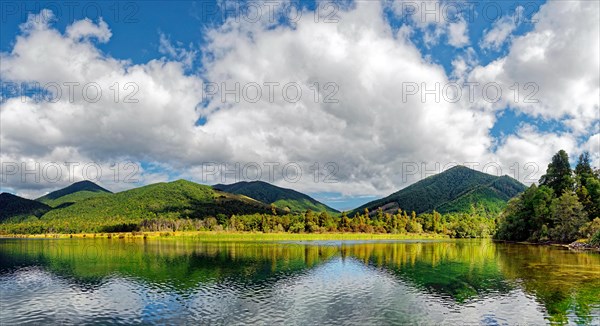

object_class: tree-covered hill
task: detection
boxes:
[0,193,52,223]
[496,150,600,243]
[36,180,112,207]
[40,179,277,224]
[350,166,526,216]
[213,181,339,214]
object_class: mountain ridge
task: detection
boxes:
[213,180,339,214]
[350,166,526,216]
[36,180,112,207]
[39,179,279,227]
[1,168,526,231]
[0,193,52,223]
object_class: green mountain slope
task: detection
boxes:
[37,180,112,207]
[350,166,526,216]
[40,179,276,223]
[0,193,52,223]
[213,181,339,214]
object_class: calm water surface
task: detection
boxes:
[0,239,598,325]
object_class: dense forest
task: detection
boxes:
[0,204,496,239]
[495,151,600,245]
[351,165,526,216]
[0,193,51,223]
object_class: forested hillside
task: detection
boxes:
[0,193,52,223]
[351,166,526,216]
[213,181,338,214]
[36,180,112,207]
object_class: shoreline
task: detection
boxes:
[493,239,600,251]
[0,231,451,241]
[2,233,596,250]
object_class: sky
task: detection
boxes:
[0,0,598,211]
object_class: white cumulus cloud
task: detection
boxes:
[1,1,598,199]
[480,6,523,51]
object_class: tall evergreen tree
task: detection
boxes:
[581,175,600,220]
[549,192,588,243]
[539,150,574,196]
[495,184,554,241]
[574,152,600,220]
[575,152,594,188]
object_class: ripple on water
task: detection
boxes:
[0,260,574,325]
[1,240,599,325]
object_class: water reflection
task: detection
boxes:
[0,239,598,325]
[340,240,512,303]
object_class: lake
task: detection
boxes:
[0,238,598,325]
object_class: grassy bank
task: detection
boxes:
[0,231,449,241]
